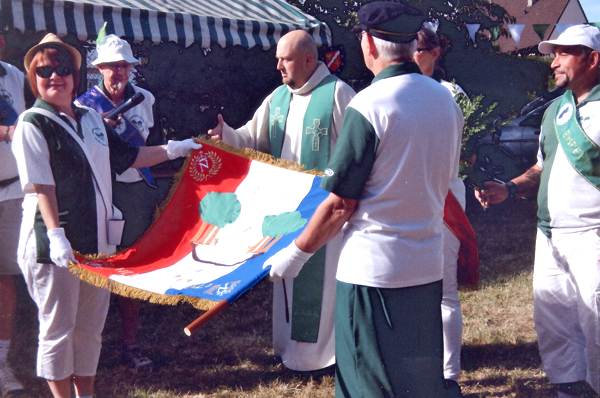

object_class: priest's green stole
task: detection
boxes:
[268,74,337,343]
[269,74,337,171]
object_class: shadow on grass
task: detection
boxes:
[461,342,553,398]
[9,190,545,397]
[462,342,541,371]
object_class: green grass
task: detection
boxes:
[9,196,598,397]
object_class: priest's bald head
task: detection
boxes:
[275,30,319,89]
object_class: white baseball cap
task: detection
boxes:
[538,24,600,54]
[92,34,139,66]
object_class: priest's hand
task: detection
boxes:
[263,240,313,281]
[166,139,203,160]
[208,114,224,141]
[47,228,75,268]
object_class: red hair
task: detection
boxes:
[26,46,80,99]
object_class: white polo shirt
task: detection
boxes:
[322,63,463,288]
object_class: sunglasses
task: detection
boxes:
[35,65,74,78]
[102,62,132,70]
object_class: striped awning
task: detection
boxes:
[0,0,331,49]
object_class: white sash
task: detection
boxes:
[21,108,124,245]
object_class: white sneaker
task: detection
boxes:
[0,363,24,396]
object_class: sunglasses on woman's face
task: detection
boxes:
[35,65,74,78]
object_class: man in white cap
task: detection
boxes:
[264,1,463,396]
[76,34,160,369]
[477,24,600,398]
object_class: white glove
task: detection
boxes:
[166,139,203,160]
[47,228,75,268]
[263,240,313,281]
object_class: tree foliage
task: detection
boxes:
[453,88,498,182]
[291,0,550,118]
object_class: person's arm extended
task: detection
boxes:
[130,139,202,168]
[296,193,357,253]
[263,192,357,281]
[130,145,168,168]
[475,164,542,209]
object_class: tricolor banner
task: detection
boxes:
[72,139,328,318]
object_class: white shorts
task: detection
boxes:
[20,235,110,380]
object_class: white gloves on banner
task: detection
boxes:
[263,240,313,281]
[166,139,203,160]
[47,227,75,268]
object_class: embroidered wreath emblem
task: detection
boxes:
[189,151,222,182]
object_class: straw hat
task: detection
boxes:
[92,34,139,66]
[24,33,82,72]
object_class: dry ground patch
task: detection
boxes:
[10,196,597,397]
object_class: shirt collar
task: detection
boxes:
[0,62,6,77]
[371,62,422,85]
[288,61,331,96]
[577,83,600,107]
[34,98,88,118]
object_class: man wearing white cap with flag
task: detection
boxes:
[477,24,600,397]
[76,32,162,370]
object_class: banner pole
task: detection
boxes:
[184,300,231,336]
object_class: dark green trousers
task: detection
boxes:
[335,279,444,398]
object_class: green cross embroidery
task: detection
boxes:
[270,107,284,138]
[306,119,328,152]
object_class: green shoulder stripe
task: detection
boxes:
[320,106,378,199]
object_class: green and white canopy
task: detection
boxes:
[0,0,331,49]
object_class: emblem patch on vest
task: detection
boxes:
[130,115,145,132]
[189,150,222,182]
[556,103,573,126]
[92,128,107,146]
[0,88,13,106]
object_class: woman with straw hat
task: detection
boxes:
[12,33,200,398]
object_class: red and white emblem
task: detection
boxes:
[189,150,222,182]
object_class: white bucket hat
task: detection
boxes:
[92,34,139,66]
[538,24,600,54]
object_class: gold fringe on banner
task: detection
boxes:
[69,136,324,311]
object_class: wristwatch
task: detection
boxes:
[505,181,518,198]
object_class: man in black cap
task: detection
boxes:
[264,1,464,397]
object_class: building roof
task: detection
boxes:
[493,0,588,52]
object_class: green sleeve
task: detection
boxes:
[320,107,378,199]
